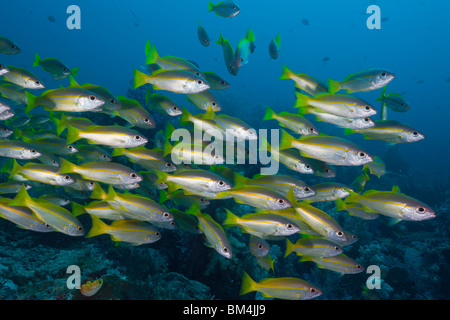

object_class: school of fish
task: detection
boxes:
[0,1,436,300]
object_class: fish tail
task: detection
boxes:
[258,135,270,153]
[344,190,362,204]
[145,44,159,65]
[299,255,313,263]
[86,214,108,238]
[216,33,224,45]
[32,53,41,67]
[297,105,312,115]
[279,65,294,80]
[71,201,87,217]
[58,157,77,175]
[186,201,201,217]
[334,198,346,211]
[165,122,176,142]
[25,91,38,113]
[284,238,294,258]
[70,66,80,77]
[154,170,169,185]
[344,128,355,135]
[208,1,215,12]
[133,69,148,89]
[163,138,173,157]
[279,129,294,150]
[215,190,230,200]
[293,91,310,108]
[54,114,67,136]
[9,185,32,207]
[105,184,118,201]
[91,182,107,200]
[203,105,216,120]
[110,148,124,157]
[159,190,168,203]
[239,271,256,296]
[233,172,249,188]
[66,124,81,145]
[263,106,276,121]
[68,75,80,87]
[9,159,22,180]
[246,28,255,42]
[144,40,152,56]
[327,78,341,94]
[222,209,238,227]
[179,107,193,125]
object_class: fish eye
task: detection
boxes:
[364,106,371,111]
[165,162,172,167]
[277,198,285,205]
[221,81,226,85]
[212,102,216,106]
[101,154,107,158]
[356,265,362,269]
[163,212,170,218]
[197,80,203,85]
[412,131,418,136]
[309,128,315,132]
[144,118,150,123]
[223,247,229,253]
[358,152,367,158]
[336,231,344,237]
[35,80,40,85]
[310,288,316,293]
[335,246,340,251]
[89,95,96,101]
[64,175,71,180]
[304,187,310,192]
[134,135,141,140]
[77,226,83,231]
[130,172,138,179]
[11,44,17,49]
[258,244,263,249]
[68,145,73,150]
[218,180,225,186]
[381,72,386,77]
[416,207,426,214]
[199,198,206,202]
[172,106,179,110]
[305,165,311,169]
[286,223,293,229]
[52,160,58,165]
[89,182,95,186]
[363,118,370,122]
[155,232,161,237]
[30,149,37,154]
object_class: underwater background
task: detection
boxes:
[0,0,449,300]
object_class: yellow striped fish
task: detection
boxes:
[240,271,322,300]
[9,186,84,236]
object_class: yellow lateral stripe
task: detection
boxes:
[117,196,159,214]
[294,140,349,153]
[0,203,42,222]
[31,201,77,227]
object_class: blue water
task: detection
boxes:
[1,0,449,301]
